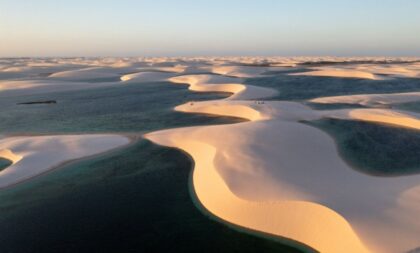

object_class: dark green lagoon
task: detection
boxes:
[0,80,307,253]
[307,118,420,176]
[245,74,420,101]
[0,158,12,172]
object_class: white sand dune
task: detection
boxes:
[3,57,420,252]
[310,92,420,107]
[48,67,121,80]
[208,65,269,78]
[137,65,188,73]
[146,127,370,253]
[0,135,130,188]
[120,71,177,82]
[145,61,420,253]
[0,149,22,164]
[168,74,277,100]
[290,68,382,80]
[291,62,420,80]
[0,79,119,97]
[147,99,420,253]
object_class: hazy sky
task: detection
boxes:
[1,0,420,57]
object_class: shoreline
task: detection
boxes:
[145,69,420,253]
[0,134,133,189]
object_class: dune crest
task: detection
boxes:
[120,71,176,82]
[0,135,130,188]
[290,68,382,80]
[146,130,370,253]
[145,63,420,252]
[0,149,22,164]
[168,74,277,100]
[310,92,420,107]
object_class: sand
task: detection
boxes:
[168,74,277,100]
[0,135,130,188]
[48,67,122,80]
[145,64,420,253]
[2,57,420,252]
[310,92,420,107]
[290,68,382,80]
[120,71,176,82]
[290,62,420,80]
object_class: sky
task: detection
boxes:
[1,0,420,57]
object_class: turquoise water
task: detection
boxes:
[396,101,420,113]
[0,82,243,134]
[0,158,11,172]
[305,102,367,110]
[245,74,420,101]
[0,140,308,253]
[0,80,308,252]
[307,119,420,176]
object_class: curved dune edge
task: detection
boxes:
[0,134,130,188]
[168,74,277,100]
[310,92,420,107]
[290,63,420,80]
[176,99,420,131]
[208,65,269,78]
[0,79,121,97]
[146,71,420,253]
[145,131,369,253]
[0,149,22,164]
[120,71,176,82]
[346,109,420,130]
[48,67,121,80]
[145,75,374,252]
[290,69,382,80]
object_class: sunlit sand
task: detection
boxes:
[1,57,420,253]
[0,135,130,188]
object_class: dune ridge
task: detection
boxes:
[290,68,382,80]
[2,57,420,252]
[168,74,277,100]
[290,62,420,80]
[146,69,420,253]
[310,92,420,107]
[0,135,130,188]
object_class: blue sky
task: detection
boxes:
[1,0,420,57]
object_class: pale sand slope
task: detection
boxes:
[168,74,278,100]
[120,72,177,82]
[290,68,383,80]
[145,73,420,253]
[207,65,270,78]
[0,135,130,188]
[0,80,120,97]
[48,67,123,80]
[290,62,420,80]
[310,92,420,107]
[147,100,420,253]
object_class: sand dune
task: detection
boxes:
[291,62,420,80]
[0,135,130,188]
[0,79,119,96]
[310,92,420,107]
[146,127,370,253]
[168,74,277,100]
[147,99,420,253]
[208,65,269,78]
[48,67,121,80]
[120,71,176,82]
[146,62,420,253]
[2,57,420,252]
[0,149,22,164]
[290,68,382,80]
